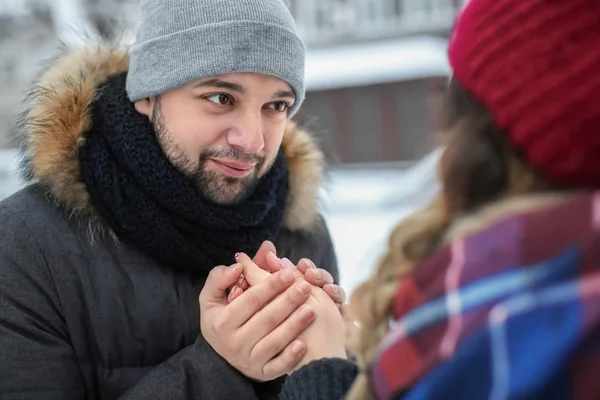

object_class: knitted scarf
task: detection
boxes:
[79,73,289,274]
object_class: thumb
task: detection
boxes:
[235,252,271,286]
[265,250,283,273]
[199,263,243,306]
[252,240,277,271]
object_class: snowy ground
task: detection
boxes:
[0,148,442,295]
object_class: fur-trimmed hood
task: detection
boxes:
[14,45,325,235]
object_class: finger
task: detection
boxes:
[303,266,335,288]
[226,273,250,303]
[235,273,249,290]
[251,303,315,363]
[296,258,315,274]
[252,241,277,272]
[265,250,284,273]
[219,267,297,329]
[323,284,347,306]
[238,278,312,342]
[236,252,271,286]
[262,340,306,381]
[199,264,243,307]
[227,286,244,303]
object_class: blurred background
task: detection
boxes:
[0,0,465,292]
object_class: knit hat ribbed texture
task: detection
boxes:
[126,0,306,116]
[449,0,600,187]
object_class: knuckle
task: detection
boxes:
[244,289,264,313]
[229,338,243,358]
[268,272,286,291]
[211,315,227,333]
[262,311,283,331]
[261,336,286,361]
[280,348,301,370]
[207,265,225,280]
[288,307,312,334]
[286,290,304,307]
[287,283,308,304]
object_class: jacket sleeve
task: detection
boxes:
[279,358,359,400]
[119,335,265,399]
[0,211,86,399]
[0,210,266,400]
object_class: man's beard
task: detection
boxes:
[151,99,266,206]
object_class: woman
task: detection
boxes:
[204,0,600,398]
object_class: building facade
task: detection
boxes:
[0,0,461,161]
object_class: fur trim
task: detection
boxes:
[280,120,325,230]
[15,45,324,235]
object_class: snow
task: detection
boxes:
[321,149,442,293]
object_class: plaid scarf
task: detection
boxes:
[372,192,600,400]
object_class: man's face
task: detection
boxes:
[135,73,295,206]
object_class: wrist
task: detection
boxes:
[297,347,348,370]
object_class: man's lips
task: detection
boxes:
[209,159,257,178]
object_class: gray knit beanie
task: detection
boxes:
[126,0,306,116]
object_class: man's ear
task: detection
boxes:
[134,98,153,118]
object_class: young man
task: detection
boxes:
[0,0,343,398]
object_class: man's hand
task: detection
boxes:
[199,260,316,382]
[229,241,347,309]
[234,253,347,372]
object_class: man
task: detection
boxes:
[0,0,343,398]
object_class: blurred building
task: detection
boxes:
[287,0,460,163]
[0,0,460,162]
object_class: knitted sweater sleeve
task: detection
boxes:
[279,358,359,400]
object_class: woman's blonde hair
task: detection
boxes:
[345,80,558,399]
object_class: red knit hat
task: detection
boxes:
[448,0,600,187]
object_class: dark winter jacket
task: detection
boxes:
[0,46,338,400]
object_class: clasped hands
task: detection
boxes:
[199,240,348,382]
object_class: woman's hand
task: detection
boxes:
[228,241,346,310]
[234,253,348,372]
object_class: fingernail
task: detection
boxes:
[304,259,316,269]
[234,252,240,259]
[231,287,242,300]
[331,285,340,295]
[299,306,314,321]
[296,281,310,295]
[281,258,296,269]
[280,270,295,284]
[313,269,322,281]
[291,341,305,355]
[237,274,245,285]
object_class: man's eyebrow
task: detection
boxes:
[193,78,245,93]
[273,89,295,100]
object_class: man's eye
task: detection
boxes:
[268,101,289,112]
[205,94,232,105]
